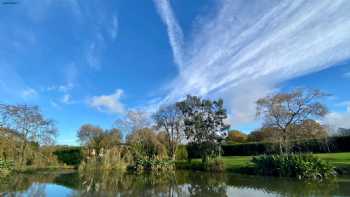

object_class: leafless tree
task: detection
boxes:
[0,104,57,166]
[153,104,184,160]
[114,110,151,137]
[256,89,328,153]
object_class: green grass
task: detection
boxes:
[176,152,350,174]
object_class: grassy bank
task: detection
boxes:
[176,152,350,174]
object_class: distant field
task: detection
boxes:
[177,152,350,173]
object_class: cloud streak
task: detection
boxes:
[155,0,350,126]
[154,0,184,68]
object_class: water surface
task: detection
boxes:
[1,170,349,196]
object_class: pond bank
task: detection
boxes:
[176,152,350,175]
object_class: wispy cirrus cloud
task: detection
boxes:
[154,0,184,68]
[155,0,350,126]
[89,89,125,114]
[21,88,38,99]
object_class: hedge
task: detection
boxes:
[222,136,350,156]
[53,146,83,166]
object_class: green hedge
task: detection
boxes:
[222,136,350,156]
[53,147,83,166]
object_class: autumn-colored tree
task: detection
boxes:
[226,130,247,143]
[126,128,166,159]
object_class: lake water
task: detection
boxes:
[0,170,349,196]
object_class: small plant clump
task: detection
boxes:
[251,154,336,180]
[127,158,175,173]
[0,159,14,176]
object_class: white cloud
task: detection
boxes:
[86,42,101,70]
[47,82,74,93]
[154,0,184,68]
[324,103,350,129]
[110,16,119,40]
[61,94,72,104]
[50,100,61,109]
[155,0,350,126]
[21,88,38,98]
[89,89,125,114]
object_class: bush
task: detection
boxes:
[206,158,225,172]
[0,159,14,175]
[186,142,221,163]
[53,146,83,166]
[175,145,188,160]
[251,154,336,180]
[127,158,175,173]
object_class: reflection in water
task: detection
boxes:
[1,170,350,196]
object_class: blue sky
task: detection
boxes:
[1,0,350,145]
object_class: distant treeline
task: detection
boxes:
[183,136,350,158]
[221,136,350,156]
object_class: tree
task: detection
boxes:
[153,104,183,160]
[247,130,266,142]
[256,89,328,153]
[226,130,247,143]
[77,124,104,160]
[126,128,166,159]
[0,104,57,166]
[337,128,350,137]
[114,110,150,137]
[176,95,230,163]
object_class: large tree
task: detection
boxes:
[153,104,183,160]
[0,104,57,166]
[256,89,328,153]
[226,130,247,143]
[176,95,230,163]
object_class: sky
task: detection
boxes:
[0,0,350,145]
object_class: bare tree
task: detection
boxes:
[153,104,183,160]
[256,89,328,153]
[0,104,57,166]
[114,110,151,137]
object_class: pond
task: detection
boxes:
[0,170,349,196]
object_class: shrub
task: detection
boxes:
[175,145,188,160]
[251,154,336,180]
[127,158,175,173]
[0,159,14,176]
[53,147,83,166]
[206,158,225,172]
[186,142,221,163]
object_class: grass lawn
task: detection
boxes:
[176,152,350,174]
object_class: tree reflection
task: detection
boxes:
[1,170,349,196]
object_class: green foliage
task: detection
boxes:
[206,158,225,172]
[251,154,336,180]
[175,145,188,160]
[127,158,174,172]
[222,136,350,156]
[0,159,14,175]
[53,147,83,166]
[176,95,229,163]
